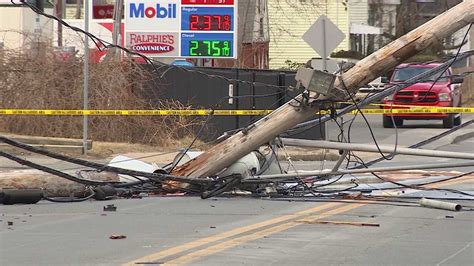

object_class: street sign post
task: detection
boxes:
[302,15,345,71]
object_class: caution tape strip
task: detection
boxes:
[0,109,274,116]
[337,101,464,109]
[0,108,473,116]
[358,107,474,114]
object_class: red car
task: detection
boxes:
[382,63,464,128]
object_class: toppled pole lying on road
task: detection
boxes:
[243,161,474,183]
[172,1,474,179]
[419,198,462,211]
[285,52,474,136]
[281,138,474,160]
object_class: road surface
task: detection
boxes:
[1,114,473,265]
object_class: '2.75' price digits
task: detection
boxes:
[189,41,231,57]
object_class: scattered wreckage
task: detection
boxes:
[1,1,474,209]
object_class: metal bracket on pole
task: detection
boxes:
[295,67,337,96]
[332,150,349,172]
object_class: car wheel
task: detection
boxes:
[383,116,402,128]
[394,118,403,127]
[454,114,462,126]
[383,116,393,128]
[443,114,455,128]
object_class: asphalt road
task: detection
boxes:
[1,114,473,265]
[1,183,473,265]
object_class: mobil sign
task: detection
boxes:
[126,0,179,32]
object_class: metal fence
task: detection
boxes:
[142,66,325,141]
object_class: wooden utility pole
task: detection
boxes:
[103,0,123,62]
[172,1,474,178]
[55,0,63,47]
[0,170,118,197]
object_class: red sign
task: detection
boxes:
[93,5,115,19]
[127,32,179,57]
[181,0,234,5]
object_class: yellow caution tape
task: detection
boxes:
[337,101,456,109]
[0,107,473,116]
[0,109,273,116]
[357,107,474,114]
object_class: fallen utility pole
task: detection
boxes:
[0,169,118,197]
[281,138,474,160]
[285,52,474,136]
[350,119,474,169]
[243,161,474,183]
[172,1,474,178]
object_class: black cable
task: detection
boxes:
[313,181,359,194]
[0,136,212,185]
[265,197,420,208]
[200,174,242,199]
[269,144,285,174]
[284,52,474,136]
[340,77,397,160]
[351,118,474,169]
[370,171,474,197]
[351,153,474,197]
[43,188,96,203]
[419,170,474,186]
[14,0,291,92]
[168,110,215,173]
[43,194,95,203]
[0,150,119,186]
[52,90,285,173]
[169,89,285,173]
[417,23,472,102]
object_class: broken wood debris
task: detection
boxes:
[103,204,117,212]
[296,220,380,227]
[171,1,474,180]
[109,235,127,240]
[0,169,119,197]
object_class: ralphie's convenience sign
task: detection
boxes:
[125,0,238,58]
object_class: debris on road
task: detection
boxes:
[109,235,127,240]
[419,198,462,211]
[0,169,119,197]
[103,204,117,212]
[296,220,380,227]
[0,2,473,206]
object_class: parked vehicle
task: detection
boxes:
[355,77,386,102]
[382,63,463,128]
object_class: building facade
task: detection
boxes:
[267,0,351,69]
[0,1,54,51]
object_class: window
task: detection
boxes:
[393,67,449,82]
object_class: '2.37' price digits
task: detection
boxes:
[189,40,231,57]
[189,15,231,31]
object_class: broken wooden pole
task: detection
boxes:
[172,1,474,178]
[280,138,474,160]
[0,170,119,197]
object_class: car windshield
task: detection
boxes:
[392,66,449,82]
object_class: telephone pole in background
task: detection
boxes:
[83,0,89,155]
[33,0,44,53]
[55,0,63,47]
[103,0,123,62]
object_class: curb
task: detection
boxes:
[452,130,474,144]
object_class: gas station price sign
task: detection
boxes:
[125,0,238,58]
